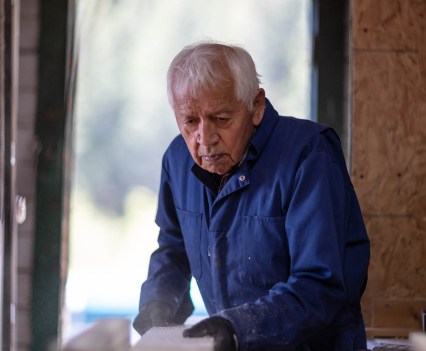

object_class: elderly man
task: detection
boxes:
[133,41,370,351]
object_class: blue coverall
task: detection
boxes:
[139,99,370,350]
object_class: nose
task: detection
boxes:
[197,120,219,146]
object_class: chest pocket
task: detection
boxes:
[242,215,289,286]
[176,208,202,280]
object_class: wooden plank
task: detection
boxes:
[132,326,214,351]
[62,318,131,351]
[31,0,75,350]
[410,332,426,351]
[366,327,413,338]
[2,0,21,349]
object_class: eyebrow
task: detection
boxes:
[207,107,233,116]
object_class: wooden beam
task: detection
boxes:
[2,0,20,349]
[31,0,75,349]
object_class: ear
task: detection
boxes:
[252,88,266,126]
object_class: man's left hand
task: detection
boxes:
[183,316,237,351]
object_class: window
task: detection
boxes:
[65,0,312,341]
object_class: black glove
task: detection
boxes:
[183,316,237,351]
[132,300,173,336]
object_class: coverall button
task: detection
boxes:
[239,175,246,182]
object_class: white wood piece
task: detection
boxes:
[61,318,131,351]
[132,326,214,351]
[410,332,426,351]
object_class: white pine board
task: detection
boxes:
[132,326,214,351]
[411,332,426,351]
[62,318,131,350]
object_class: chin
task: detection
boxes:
[202,166,223,175]
[211,167,231,175]
[201,162,233,175]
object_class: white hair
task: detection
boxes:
[167,41,261,111]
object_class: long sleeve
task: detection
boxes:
[138,155,194,321]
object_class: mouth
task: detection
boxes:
[200,154,223,162]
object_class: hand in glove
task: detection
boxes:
[132,300,173,336]
[183,316,237,351]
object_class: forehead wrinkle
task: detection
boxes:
[174,97,200,113]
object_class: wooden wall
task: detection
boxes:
[351,0,426,337]
[16,0,40,349]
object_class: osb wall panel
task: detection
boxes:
[351,0,426,336]
[352,0,424,50]
[365,217,425,299]
[352,52,426,215]
[373,299,426,329]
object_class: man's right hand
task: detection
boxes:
[132,301,173,336]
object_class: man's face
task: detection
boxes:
[173,81,265,175]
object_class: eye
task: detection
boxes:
[182,117,198,131]
[214,116,231,127]
[214,112,231,123]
